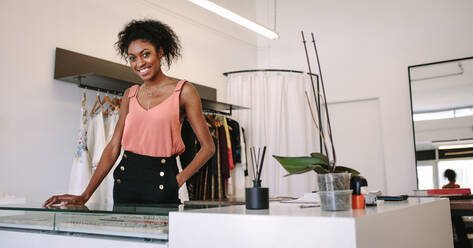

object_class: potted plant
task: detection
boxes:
[273,154,359,211]
[273,32,362,211]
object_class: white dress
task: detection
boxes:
[101,110,122,205]
[86,112,106,204]
[68,105,91,195]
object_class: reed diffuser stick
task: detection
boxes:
[250,147,257,180]
[257,148,261,172]
[257,146,267,181]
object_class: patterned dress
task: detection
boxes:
[68,105,92,195]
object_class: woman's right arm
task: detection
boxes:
[43,89,130,207]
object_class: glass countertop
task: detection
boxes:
[0,202,224,240]
[0,202,219,216]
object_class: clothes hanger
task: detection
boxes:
[103,93,110,119]
[103,94,119,111]
[101,92,115,118]
[212,116,223,128]
[81,92,86,107]
[90,90,103,116]
[112,96,121,111]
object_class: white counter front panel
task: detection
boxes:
[169,198,453,248]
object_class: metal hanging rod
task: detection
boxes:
[411,62,464,82]
[77,84,124,96]
[223,69,318,77]
[75,76,123,96]
[408,55,473,68]
[202,108,233,116]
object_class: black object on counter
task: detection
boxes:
[350,176,368,209]
[245,187,269,209]
[350,176,368,195]
[377,195,408,201]
[246,146,269,209]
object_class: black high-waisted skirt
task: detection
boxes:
[113,151,180,204]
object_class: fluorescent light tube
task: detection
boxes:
[188,0,279,40]
[413,110,454,121]
[438,144,473,150]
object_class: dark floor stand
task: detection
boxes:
[451,210,472,248]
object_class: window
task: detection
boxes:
[413,107,473,122]
[438,159,473,189]
[417,166,434,190]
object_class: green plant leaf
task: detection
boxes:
[282,164,331,177]
[273,155,328,175]
[310,152,330,170]
[312,165,330,174]
[310,152,329,162]
[282,164,318,177]
[334,166,360,176]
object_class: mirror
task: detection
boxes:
[409,56,473,190]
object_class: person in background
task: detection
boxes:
[43,19,215,206]
[442,169,460,189]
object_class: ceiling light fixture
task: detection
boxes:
[188,0,280,40]
[438,143,473,150]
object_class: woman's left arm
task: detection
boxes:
[176,82,215,187]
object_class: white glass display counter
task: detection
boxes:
[0,203,216,248]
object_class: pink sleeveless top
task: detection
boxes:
[121,80,186,157]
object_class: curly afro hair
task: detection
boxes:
[115,19,181,68]
[444,169,457,182]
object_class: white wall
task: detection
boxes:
[0,0,257,203]
[255,0,473,194]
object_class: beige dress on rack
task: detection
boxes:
[102,110,123,205]
[86,112,106,205]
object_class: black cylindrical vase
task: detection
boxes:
[245,187,269,209]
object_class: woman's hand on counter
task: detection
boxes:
[43,194,87,207]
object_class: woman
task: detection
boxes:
[442,169,460,189]
[44,19,215,206]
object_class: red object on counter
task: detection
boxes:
[427,188,471,195]
[352,194,365,209]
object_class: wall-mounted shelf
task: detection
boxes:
[201,99,248,116]
[54,47,248,115]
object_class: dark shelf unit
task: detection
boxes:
[54,47,248,115]
[201,99,248,116]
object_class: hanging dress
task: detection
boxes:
[68,102,91,195]
[86,111,106,204]
[100,110,123,205]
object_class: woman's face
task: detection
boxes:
[127,39,162,81]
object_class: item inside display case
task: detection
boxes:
[0,203,219,241]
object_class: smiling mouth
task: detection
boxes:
[138,67,151,73]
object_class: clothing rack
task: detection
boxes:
[203,108,233,116]
[223,69,318,77]
[223,68,323,153]
[77,76,123,96]
[76,79,244,116]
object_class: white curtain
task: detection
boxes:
[226,71,321,198]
